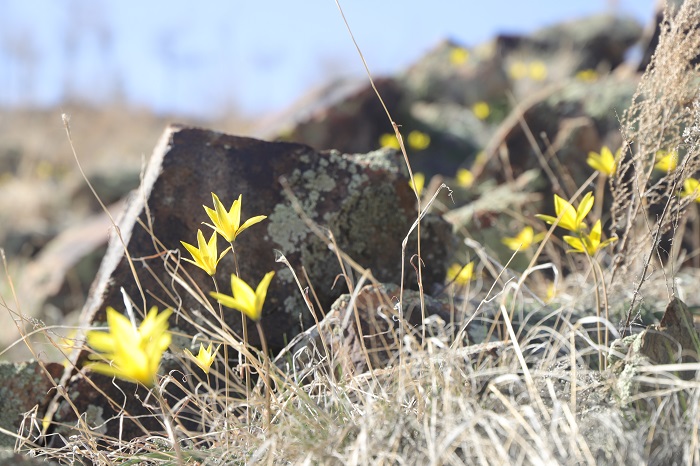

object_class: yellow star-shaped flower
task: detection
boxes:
[501,226,546,252]
[181,229,230,276]
[210,271,275,322]
[86,306,172,387]
[204,193,267,244]
[536,192,594,233]
[184,342,219,375]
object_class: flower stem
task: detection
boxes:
[255,321,271,430]
[211,277,230,422]
[230,242,251,426]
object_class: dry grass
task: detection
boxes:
[6,1,700,465]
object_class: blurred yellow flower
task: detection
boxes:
[408,130,431,150]
[379,133,401,150]
[563,220,617,256]
[409,173,425,196]
[181,229,230,276]
[449,47,469,65]
[211,271,275,322]
[86,306,172,387]
[536,192,593,233]
[185,342,219,375]
[501,226,546,252]
[456,168,474,188]
[545,282,557,303]
[472,101,490,120]
[587,146,619,177]
[575,69,599,82]
[681,177,700,202]
[204,193,267,244]
[529,61,548,81]
[654,150,678,172]
[508,61,528,80]
[447,262,475,285]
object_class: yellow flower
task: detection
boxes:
[654,150,678,172]
[536,192,594,233]
[184,342,219,374]
[587,146,619,177]
[681,177,700,202]
[204,193,267,243]
[508,61,528,80]
[545,282,557,303]
[529,61,548,81]
[575,69,599,82]
[408,130,431,150]
[563,220,617,256]
[211,271,275,322]
[86,306,172,387]
[472,101,490,120]
[410,173,425,196]
[379,133,401,150]
[447,262,474,285]
[181,229,230,276]
[456,168,474,188]
[501,226,546,252]
[449,47,469,65]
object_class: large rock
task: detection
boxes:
[44,125,453,441]
[0,361,63,447]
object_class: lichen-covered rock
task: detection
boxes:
[45,125,452,441]
[0,360,62,447]
[476,76,636,194]
[611,298,700,405]
[79,125,451,350]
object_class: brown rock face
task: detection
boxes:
[79,124,451,351]
[45,125,452,441]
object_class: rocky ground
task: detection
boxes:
[3,2,700,464]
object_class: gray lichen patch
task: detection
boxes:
[267,203,311,257]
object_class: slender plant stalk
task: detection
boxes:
[155,386,183,465]
[230,243,251,426]
[255,321,271,430]
[211,277,230,423]
[585,251,604,370]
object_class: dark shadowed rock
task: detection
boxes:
[475,76,636,198]
[612,298,700,406]
[44,125,453,441]
[0,361,62,447]
[255,77,404,155]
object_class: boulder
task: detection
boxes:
[44,125,453,441]
[0,361,63,448]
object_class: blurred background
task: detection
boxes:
[0,0,657,361]
[2,0,653,117]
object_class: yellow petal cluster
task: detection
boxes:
[681,178,700,203]
[184,342,219,374]
[211,271,275,322]
[447,262,474,285]
[536,192,594,233]
[410,173,425,196]
[501,226,546,252]
[563,220,617,256]
[181,229,230,276]
[204,193,267,244]
[654,150,678,172]
[587,146,619,177]
[86,306,172,387]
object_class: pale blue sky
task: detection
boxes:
[0,1,655,118]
